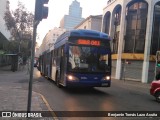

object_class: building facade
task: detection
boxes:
[102,0,160,83]
[0,0,11,66]
[0,0,11,50]
[60,0,84,30]
[74,15,102,31]
[39,27,66,56]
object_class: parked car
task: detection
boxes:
[150,80,160,103]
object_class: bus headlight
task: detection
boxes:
[102,76,110,80]
[67,75,79,81]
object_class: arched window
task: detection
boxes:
[103,11,111,34]
[124,0,148,53]
[113,5,121,54]
[151,2,160,55]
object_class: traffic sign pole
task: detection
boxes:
[27,0,49,114]
[27,20,39,113]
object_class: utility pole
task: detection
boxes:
[27,0,49,113]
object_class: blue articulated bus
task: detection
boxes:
[39,29,112,88]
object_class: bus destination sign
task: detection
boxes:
[77,39,100,46]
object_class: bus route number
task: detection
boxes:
[77,39,100,46]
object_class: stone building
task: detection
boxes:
[102,0,160,83]
[39,27,66,55]
[75,15,102,32]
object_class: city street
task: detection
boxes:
[1,0,160,120]
[0,66,160,120]
[32,68,160,120]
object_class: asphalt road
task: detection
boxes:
[32,68,160,120]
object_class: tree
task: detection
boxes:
[3,1,34,58]
[4,1,34,41]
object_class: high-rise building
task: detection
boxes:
[60,0,84,30]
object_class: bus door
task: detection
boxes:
[59,46,66,84]
[49,51,53,78]
[51,50,57,81]
[46,52,51,77]
[42,54,45,74]
[44,53,48,76]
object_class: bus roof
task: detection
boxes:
[54,29,110,48]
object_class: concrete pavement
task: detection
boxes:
[0,65,55,119]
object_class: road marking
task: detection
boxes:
[35,92,59,120]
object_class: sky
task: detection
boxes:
[9,0,108,45]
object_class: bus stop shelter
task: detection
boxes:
[5,54,18,72]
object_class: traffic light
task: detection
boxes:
[35,0,49,21]
[156,51,160,67]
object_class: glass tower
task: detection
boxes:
[60,0,84,30]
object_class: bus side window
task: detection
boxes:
[61,46,64,57]
[58,48,61,57]
[52,50,54,57]
[55,49,58,57]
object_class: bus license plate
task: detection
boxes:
[102,83,108,86]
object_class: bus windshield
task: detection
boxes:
[68,45,110,73]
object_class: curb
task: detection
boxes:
[34,91,59,120]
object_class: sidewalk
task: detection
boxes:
[115,79,151,89]
[111,78,151,93]
[0,65,54,119]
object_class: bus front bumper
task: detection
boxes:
[66,80,111,87]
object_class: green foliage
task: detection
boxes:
[5,40,31,57]
[7,40,19,53]
[3,1,34,58]
[3,1,34,41]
